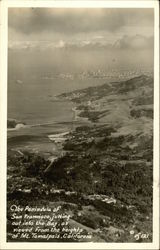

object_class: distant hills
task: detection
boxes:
[60,74,153,139]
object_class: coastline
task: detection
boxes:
[7,75,153,243]
[72,106,89,122]
[7,107,89,163]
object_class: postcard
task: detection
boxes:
[0,1,159,249]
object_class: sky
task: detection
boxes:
[8,8,154,50]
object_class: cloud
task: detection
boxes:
[8,8,154,35]
[8,35,153,51]
[114,35,154,50]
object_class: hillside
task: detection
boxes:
[7,75,153,242]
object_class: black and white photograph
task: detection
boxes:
[0,0,159,249]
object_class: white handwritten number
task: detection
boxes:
[134,232,149,241]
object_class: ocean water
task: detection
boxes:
[7,74,102,154]
[8,48,153,127]
[8,80,73,125]
[8,48,152,154]
[8,60,106,127]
